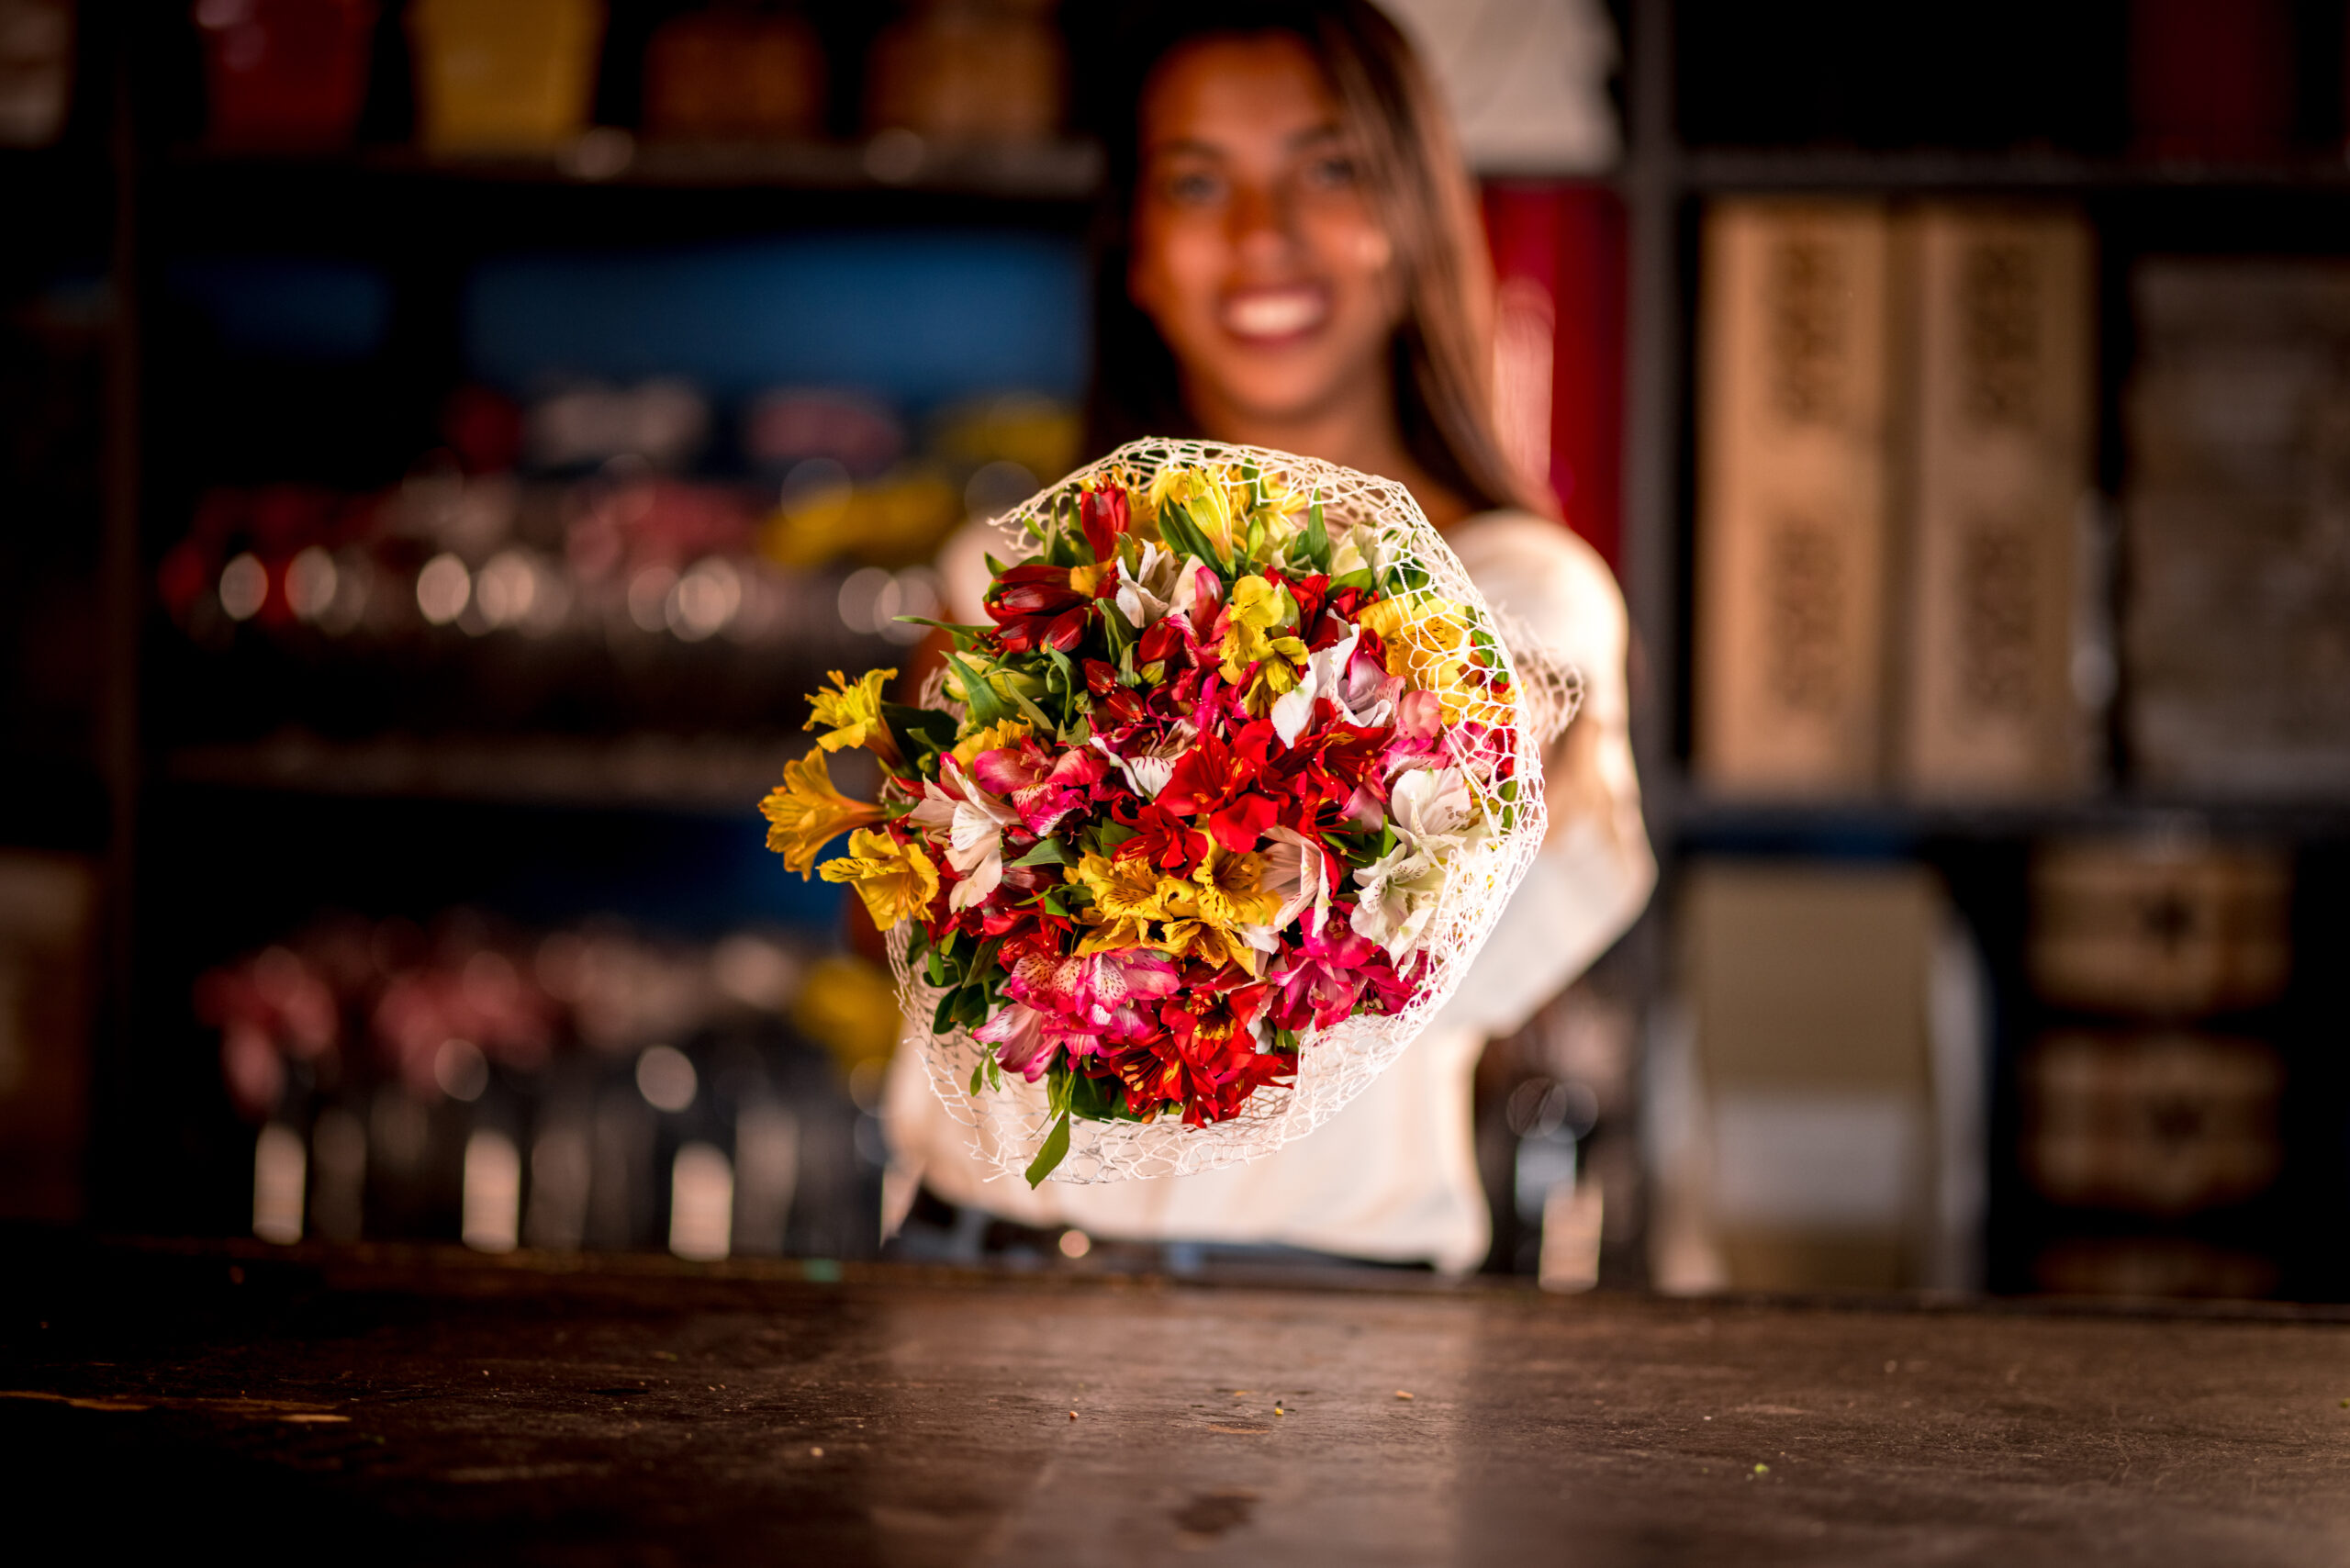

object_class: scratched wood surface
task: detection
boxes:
[6,1236,2349,1565]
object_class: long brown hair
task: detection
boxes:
[1082,0,1548,519]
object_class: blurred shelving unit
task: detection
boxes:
[64,1,1106,1247]
[1615,0,2350,1302]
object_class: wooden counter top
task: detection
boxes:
[6,1236,2348,1564]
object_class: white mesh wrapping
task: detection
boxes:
[885,439,1581,1182]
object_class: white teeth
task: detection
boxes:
[1224,290,1326,338]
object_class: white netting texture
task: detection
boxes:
[886,439,1582,1183]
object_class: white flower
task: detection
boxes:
[1114,541,1178,629]
[1259,824,1331,932]
[1091,723,1193,801]
[906,758,1020,911]
[1170,556,1223,622]
[1349,841,1446,965]
[1270,629,1402,745]
[1388,766,1481,850]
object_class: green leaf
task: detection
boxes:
[1330,566,1375,592]
[1010,839,1073,868]
[968,1057,987,1096]
[1093,821,1137,854]
[1301,496,1332,575]
[1068,1070,1136,1123]
[932,991,959,1036]
[946,653,1010,727]
[1157,503,1231,584]
[880,700,959,766]
[1004,683,1058,734]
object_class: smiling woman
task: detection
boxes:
[881,0,1654,1273]
[1091,1,1539,532]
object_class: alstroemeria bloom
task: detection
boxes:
[1269,918,1403,1031]
[1348,842,1445,964]
[1002,946,1181,1037]
[1218,574,1308,684]
[1158,721,1283,853]
[1355,592,1480,723]
[974,998,1112,1081]
[1388,765,1482,851]
[818,827,939,928]
[971,741,1107,838]
[988,562,1097,652]
[1270,628,1403,746]
[905,758,1020,911]
[1259,824,1334,933]
[806,666,899,763]
[1114,539,1179,630]
[759,749,885,875]
[1091,721,1193,801]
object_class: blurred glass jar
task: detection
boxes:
[407,0,605,154]
[865,0,1064,145]
[0,0,73,148]
[642,4,824,142]
[193,0,376,151]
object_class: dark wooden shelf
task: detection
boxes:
[164,134,1105,202]
[1660,788,2350,843]
[1678,147,2350,196]
[162,732,825,814]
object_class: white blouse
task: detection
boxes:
[879,510,1654,1272]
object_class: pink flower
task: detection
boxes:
[1267,917,1410,1032]
[971,742,1110,837]
[1382,689,1448,775]
[1001,946,1181,1039]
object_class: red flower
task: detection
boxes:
[1158,720,1283,853]
[988,563,1094,652]
[1110,980,1289,1124]
[1111,797,1211,877]
[1079,485,1129,562]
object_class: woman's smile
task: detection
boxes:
[1220,284,1331,343]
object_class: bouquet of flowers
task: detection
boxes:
[762,440,1576,1185]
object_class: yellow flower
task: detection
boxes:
[1069,846,1278,972]
[1070,851,1169,955]
[1149,466,1236,554]
[949,717,1032,768]
[1188,843,1281,930]
[1073,850,1170,918]
[819,827,940,928]
[1219,574,1308,683]
[760,750,886,875]
[806,667,898,757]
[1159,919,1260,976]
[1356,594,1478,724]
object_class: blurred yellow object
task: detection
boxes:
[792,954,901,1072]
[408,0,607,153]
[929,392,1079,480]
[760,467,959,568]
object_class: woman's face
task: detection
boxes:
[1129,34,1402,431]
